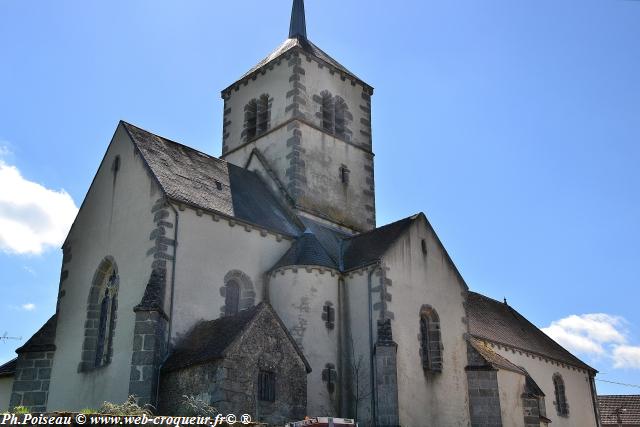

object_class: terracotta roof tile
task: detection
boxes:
[599,395,640,425]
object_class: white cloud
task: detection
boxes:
[0,159,78,254]
[543,313,640,370]
[21,303,36,311]
[612,346,640,369]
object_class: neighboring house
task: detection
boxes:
[0,0,602,426]
[0,358,16,411]
[599,395,640,426]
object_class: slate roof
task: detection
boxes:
[272,230,338,270]
[122,122,300,236]
[0,358,17,377]
[468,337,525,374]
[599,395,640,425]
[467,292,594,371]
[16,314,57,354]
[299,217,348,267]
[226,36,370,93]
[163,303,310,373]
[341,215,417,271]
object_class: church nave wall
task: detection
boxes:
[48,124,165,411]
[380,215,471,427]
[168,206,292,343]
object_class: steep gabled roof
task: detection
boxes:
[163,303,310,373]
[223,36,371,95]
[467,292,594,371]
[122,122,300,236]
[599,395,640,425]
[341,215,417,271]
[16,315,57,354]
[0,358,17,377]
[272,230,338,271]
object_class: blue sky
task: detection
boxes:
[0,0,639,395]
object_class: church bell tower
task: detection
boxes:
[220,0,376,233]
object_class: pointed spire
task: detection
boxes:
[289,0,307,39]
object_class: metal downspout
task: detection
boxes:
[368,262,381,426]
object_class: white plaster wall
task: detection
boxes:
[0,376,13,412]
[343,271,375,425]
[268,268,340,416]
[48,124,163,411]
[295,125,373,230]
[490,345,598,427]
[169,208,292,341]
[223,126,292,189]
[383,216,471,427]
[498,370,526,427]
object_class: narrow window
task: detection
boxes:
[553,373,569,416]
[95,270,118,367]
[258,370,276,402]
[321,91,334,133]
[322,363,337,394]
[421,239,428,255]
[225,279,240,316]
[340,165,350,184]
[257,94,270,134]
[244,99,258,140]
[420,305,443,372]
[322,302,335,330]
[334,97,347,138]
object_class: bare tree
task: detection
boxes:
[347,334,372,423]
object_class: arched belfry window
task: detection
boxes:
[244,94,271,141]
[220,270,255,318]
[316,91,352,140]
[419,305,443,372]
[553,373,569,416]
[79,257,119,372]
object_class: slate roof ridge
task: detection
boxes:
[163,302,311,374]
[16,314,57,354]
[0,358,17,377]
[467,292,595,372]
[340,214,419,271]
[121,121,301,236]
[271,230,338,271]
[341,214,420,243]
[163,304,265,372]
[121,121,220,164]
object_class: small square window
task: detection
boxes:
[340,166,350,184]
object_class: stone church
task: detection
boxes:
[0,1,602,426]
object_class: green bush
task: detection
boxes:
[99,396,153,416]
[177,395,217,417]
